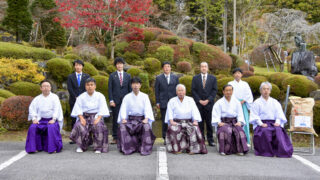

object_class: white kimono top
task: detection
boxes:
[228,79,253,110]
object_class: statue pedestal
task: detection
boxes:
[291,51,318,78]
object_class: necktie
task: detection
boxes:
[77,74,81,87]
[166,75,169,84]
[119,72,123,86]
[202,75,206,88]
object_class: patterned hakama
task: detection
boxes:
[118,116,156,155]
[166,119,207,154]
[253,120,293,158]
[217,117,249,155]
[25,118,63,153]
[70,113,109,152]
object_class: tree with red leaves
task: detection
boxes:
[55,0,152,59]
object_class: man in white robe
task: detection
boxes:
[70,78,110,153]
[25,80,63,154]
[212,84,249,155]
[117,77,156,155]
[228,67,253,146]
[165,84,207,154]
[250,82,293,157]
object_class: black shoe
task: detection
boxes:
[69,141,75,144]
[208,141,215,147]
[163,138,166,145]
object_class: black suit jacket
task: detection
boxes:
[108,71,131,105]
[191,73,217,110]
[67,72,90,105]
[155,73,179,109]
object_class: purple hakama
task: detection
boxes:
[217,117,249,155]
[117,115,156,155]
[70,113,109,152]
[253,120,293,158]
[166,119,207,154]
[25,118,63,153]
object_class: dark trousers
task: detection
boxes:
[111,104,121,139]
[70,102,76,130]
[198,107,214,142]
[160,108,168,139]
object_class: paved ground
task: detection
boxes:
[0,141,320,180]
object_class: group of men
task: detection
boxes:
[25,57,293,158]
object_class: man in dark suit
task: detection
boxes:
[67,59,90,144]
[155,62,179,143]
[108,57,131,144]
[191,62,217,146]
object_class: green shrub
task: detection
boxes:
[106,65,116,74]
[114,41,129,57]
[155,45,174,63]
[179,75,193,96]
[8,81,41,97]
[47,58,72,83]
[157,35,179,44]
[0,97,6,106]
[229,53,243,70]
[270,83,281,99]
[83,62,99,76]
[313,101,320,132]
[170,44,191,63]
[134,61,144,66]
[138,73,150,94]
[217,77,234,96]
[64,53,81,60]
[147,41,164,54]
[282,75,318,97]
[143,30,156,45]
[127,67,143,77]
[125,41,145,56]
[144,58,161,74]
[91,56,108,70]
[0,42,56,60]
[316,62,320,72]
[0,96,33,130]
[243,76,268,96]
[0,89,16,98]
[92,75,109,101]
[268,73,292,89]
[123,51,142,65]
[310,46,320,56]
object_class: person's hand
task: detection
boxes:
[274,123,280,127]
[110,102,116,107]
[170,119,177,126]
[261,123,268,128]
[202,100,209,106]
[156,104,160,109]
[218,122,225,127]
[240,100,246,105]
[142,118,148,124]
[94,118,100,125]
[235,122,241,127]
[80,117,86,126]
[48,120,55,124]
[32,120,39,124]
[192,121,198,126]
[122,119,127,124]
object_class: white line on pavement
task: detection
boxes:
[293,155,320,173]
[0,151,27,172]
[157,146,169,180]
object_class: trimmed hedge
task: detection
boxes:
[310,46,320,56]
[155,45,174,63]
[0,89,16,98]
[144,58,161,74]
[179,75,193,96]
[147,41,164,54]
[114,42,129,57]
[0,96,33,130]
[143,30,156,45]
[83,62,99,76]
[270,83,281,99]
[47,58,73,83]
[217,77,234,96]
[127,67,142,77]
[177,61,192,73]
[0,42,56,60]
[0,97,5,106]
[282,75,318,97]
[243,76,268,96]
[138,73,150,94]
[125,41,145,56]
[92,75,109,101]
[91,56,108,70]
[268,72,292,89]
[8,81,41,97]
[123,51,142,65]
[64,53,81,60]
[106,65,116,74]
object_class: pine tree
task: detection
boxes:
[2,0,33,42]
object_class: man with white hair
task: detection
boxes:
[191,62,217,146]
[165,84,207,154]
[250,82,293,158]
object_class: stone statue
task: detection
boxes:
[291,33,318,79]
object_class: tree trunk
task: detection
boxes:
[204,15,207,44]
[231,0,237,54]
[223,0,228,53]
